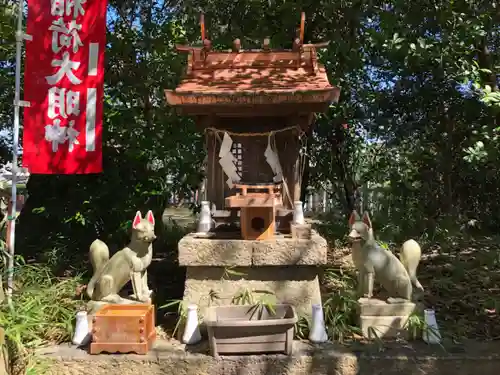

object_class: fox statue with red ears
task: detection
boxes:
[86,210,156,307]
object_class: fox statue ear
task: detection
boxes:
[348,210,360,226]
[362,211,372,228]
[146,210,155,226]
[132,211,142,229]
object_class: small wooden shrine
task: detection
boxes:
[166,12,339,240]
[166,13,338,319]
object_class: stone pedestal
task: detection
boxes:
[357,298,419,339]
[178,231,327,320]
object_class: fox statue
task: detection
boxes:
[86,210,156,305]
[348,210,424,302]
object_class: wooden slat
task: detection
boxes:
[212,209,292,218]
[216,342,285,354]
[216,333,285,344]
[178,102,332,117]
[225,195,282,208]
[192,51,307,70]
[165,90,338,108]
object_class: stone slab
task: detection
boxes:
[357,298,417,316]
[252,233,326,266]
[291,223,312,239]
[38,339,500,375]
[178,231,327,267]
[178,235,253,266]
[182,266,322,319]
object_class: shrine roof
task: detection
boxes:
[165,45,340,110]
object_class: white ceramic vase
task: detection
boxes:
[72,311,91,346]
[197,201,213,233]
[293,201,305,225]
[309,304,328,343]
[422,308,441,344]
[182,304,202,345]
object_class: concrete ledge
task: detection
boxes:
[178,232,327,267]
[38,339,500,375]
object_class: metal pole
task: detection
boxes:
[6,0,25,304]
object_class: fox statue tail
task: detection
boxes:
[399,239,424,292]
[86,239,110,299]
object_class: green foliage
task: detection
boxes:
[405,312,425,341]
[158,299,188,338]
[322,268,361,342]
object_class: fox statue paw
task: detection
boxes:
[387,297,409,304]
[130,294,151,303]
[130,289,152,303]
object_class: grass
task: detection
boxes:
[419,236,500,340]
[1,255,85,374]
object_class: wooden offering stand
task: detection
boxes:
[225,183,282,240]
[90,304,156,355]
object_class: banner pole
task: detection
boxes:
[7,0,26,305]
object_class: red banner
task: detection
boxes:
[23,0,106,174]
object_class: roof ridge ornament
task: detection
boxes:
[299,12,305,45]
[177,12,329,54]
[200,13,205,42]
[199,14,212,64]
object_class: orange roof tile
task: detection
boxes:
[165,46,340,108]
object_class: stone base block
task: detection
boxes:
[182,266,321,320]
[291,224,312,239]
[359,315,411,339]
[357,298,418,339]
[177,231,327,267]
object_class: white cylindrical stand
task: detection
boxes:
[293,200,305,225]
[309,304,328,343]
[182,304,202,345]
[422,308,441,344]
[197,201,213,233]
[72,311,91,346]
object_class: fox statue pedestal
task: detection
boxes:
[357,298,419,339]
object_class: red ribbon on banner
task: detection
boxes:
[23,0,106,174]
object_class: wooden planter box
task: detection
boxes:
[90,304,156,355]
[205,304,297,358]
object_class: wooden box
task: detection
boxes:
[240,206,275,240]
[90,304,156,355]
[205,304,297,359]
